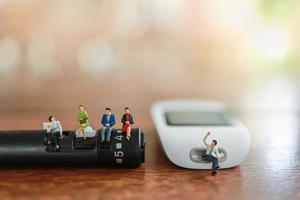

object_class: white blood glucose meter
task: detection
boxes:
[150,100,250,169]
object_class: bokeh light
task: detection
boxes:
[0,36,20,76]
[256,24,290,62]
[0,0,299,108]
[78,38,116,74]
[26,35,62,79]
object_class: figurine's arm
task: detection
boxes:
[84,111,89,120]
[58,121,63,136]
[215,147,220,159]
[101,115,106,126]
[46,122,56,133]
[121,115,126,124]
[46,123,51,133]
[202,133,210,148]
[110,115,116,127]
[129,115,134,124]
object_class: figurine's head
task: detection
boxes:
[79,105,85,111]
[48,116,55,122]
[125,107,130,114]
[105,107,111,115]
[211,140,217,147]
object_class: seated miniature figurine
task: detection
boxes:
[100,108,116,143]
[77,104,89,140]
[121,107,134,141]
[43,115,63,151]
[202,132,220,176]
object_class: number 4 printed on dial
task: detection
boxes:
[115,135,123,141]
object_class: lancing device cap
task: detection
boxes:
[0,128,145,168]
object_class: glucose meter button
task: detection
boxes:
[189,148,227,163]
[189,148,207,163]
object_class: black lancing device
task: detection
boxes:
[0,128,145,168]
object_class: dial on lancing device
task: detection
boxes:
[0,128,145,168]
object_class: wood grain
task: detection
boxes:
[0,106,299,200]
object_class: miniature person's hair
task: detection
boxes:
[48,116,53,122]
[212,140,217,145]
[125,107,130,111]
[79,104,85,108]
[105,107,111,111]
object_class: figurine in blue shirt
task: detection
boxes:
[100,108,116,143]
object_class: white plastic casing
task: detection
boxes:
[150,100,251,169]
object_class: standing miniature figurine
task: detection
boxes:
[121,107,134,140]
[77,104,89,140]
[202,132,220,176]
[100,108,116,143]
[44,116,63,151]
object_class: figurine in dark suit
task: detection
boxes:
[100,108,116,143]
[121,107,134,140]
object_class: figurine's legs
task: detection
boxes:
[49,134,55,145]
[77,128,82,137]
[101,127,107,142]
[78,127,85,139]
[211,157,218,175]
[126,127,131,140]
[53,136,59,147]
[82,128,87,140]
[215,158,219,168]
[45,132,52,145]
[105,127,112,142]
[51,132,60,150]
[54,132,61,145]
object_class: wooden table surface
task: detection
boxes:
[0,74,299,200]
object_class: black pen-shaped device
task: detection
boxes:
[0,128,145,168]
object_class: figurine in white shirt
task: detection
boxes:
[202,131,220,176]
[44,116,63,151]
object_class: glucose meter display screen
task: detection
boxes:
[165,111,232,126]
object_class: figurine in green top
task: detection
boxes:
[77,104,89,140]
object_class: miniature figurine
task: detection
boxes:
[121,107,134,140]
[100,107,116,143]
[77,104,89,140]
[43,115,63,151]
[202,131,220,176]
